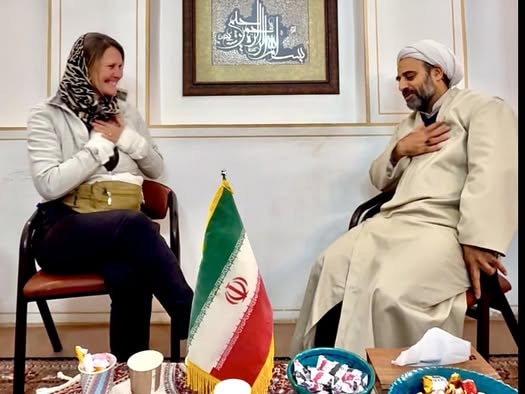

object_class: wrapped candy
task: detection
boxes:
[462,379,478,394]
[292,356,369,393]
[75,345,111,372]
[417,372,485,394]
[422,375,449,393]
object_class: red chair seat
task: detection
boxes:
[465,274,512,308]
[23,271,107,299]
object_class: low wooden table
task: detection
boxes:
[365,346,500,394]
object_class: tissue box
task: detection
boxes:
[365,346,499,394]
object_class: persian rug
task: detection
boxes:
[0,356,518,393]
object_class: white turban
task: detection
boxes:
[397,39,463,86]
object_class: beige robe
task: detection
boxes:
[290,88,518,358]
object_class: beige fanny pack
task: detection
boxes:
[62,181,143,213]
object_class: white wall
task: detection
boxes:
[0,0,518,325]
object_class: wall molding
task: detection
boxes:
[0,306,517,326]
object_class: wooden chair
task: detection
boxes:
[13,179,184,394]
[348,191,518,359]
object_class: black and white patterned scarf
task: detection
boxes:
[58,33,120,128]
[58,33,120,170]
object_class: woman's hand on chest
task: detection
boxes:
[92,114,125,143]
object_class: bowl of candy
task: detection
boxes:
[286,347,375,394]
[388,366,517,394]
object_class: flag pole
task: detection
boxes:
[221,169,227,180]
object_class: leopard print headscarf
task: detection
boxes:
[58,33,119,128]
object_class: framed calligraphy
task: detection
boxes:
[182,0,339,96]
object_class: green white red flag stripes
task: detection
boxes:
[185,178,274,394]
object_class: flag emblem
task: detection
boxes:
[225,277,249,304]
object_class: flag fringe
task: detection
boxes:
[185,359,220,394]
[250,335,276,394]
[185,336,275,394]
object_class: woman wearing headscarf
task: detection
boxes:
[291,39,518,358]
[27,32,193,361]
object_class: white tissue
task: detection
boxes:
[392,327,471,366]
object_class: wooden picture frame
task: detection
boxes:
[182,0,339,96]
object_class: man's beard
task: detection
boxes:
[404,75,435,111]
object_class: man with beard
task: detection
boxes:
[290,39,518,358]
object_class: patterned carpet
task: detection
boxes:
[0,356,518,393]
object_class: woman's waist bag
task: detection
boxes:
[61,181,143,213]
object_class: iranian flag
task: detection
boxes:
[185,176,274,394]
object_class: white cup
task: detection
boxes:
[127,350,164,393]
[213,378,252,394]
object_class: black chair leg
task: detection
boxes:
[13,300,28,394]
[476,297,491,359]
[494,294,519,347]
[171,320,181,362]
[36,300,63,352]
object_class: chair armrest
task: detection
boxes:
[348,191,394,230]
